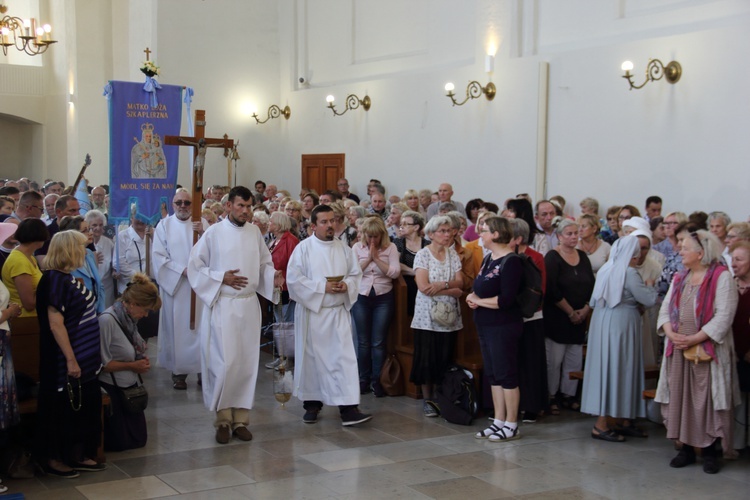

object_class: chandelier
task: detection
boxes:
[0,4,56,56]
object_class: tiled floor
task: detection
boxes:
[4,338,749,499]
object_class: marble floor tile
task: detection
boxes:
[311,467,393,495]
[366,439,457,462]
[156,465,254,494]
[231,476,337,499]
[315,426,403,448]
[164,485,252,500]
[515,486,611,500]
[301,447,393,472]
[75,476,179,500]
[257,435,342,458]
[230,456,328,482]
[409,475,514,499]
[374,459,461,486]
[426,450,521,476]
[23,487,88,500]
[476,465,580,496]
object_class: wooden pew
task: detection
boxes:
[390,276,483,398]
[10,316,110,463]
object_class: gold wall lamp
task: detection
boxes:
[621,59,682,90]
[252,105,291,124]
[444,54,496,106]
[326,94,371,116]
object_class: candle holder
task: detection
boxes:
[621,59,682,91]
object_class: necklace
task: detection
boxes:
[737,278,750,293]
[578,238,599,255]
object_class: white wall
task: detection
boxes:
[1,0,748,222]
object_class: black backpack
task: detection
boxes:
[434,365,478,425]
[514,251,544,318]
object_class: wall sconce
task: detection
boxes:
[444,81,496,106]
[326,94,371,116]
[621,59,682,90]
[252,105,291,124]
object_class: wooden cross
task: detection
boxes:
[143,47,151,61]
[164,109,234,328]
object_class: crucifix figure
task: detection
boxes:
[164,109,234,327]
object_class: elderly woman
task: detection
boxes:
[331,201,357,247]
[615,205,641,239]
[264,212,300,370]
[252,210,272,247]
[351,216,400,396]
[393,210,429,317]
[655,230,739,474]
[731,241,750,451]
[468,217,524,441]
[99,273,160,451]
[544,219,596,414]
[410,215,463,417]
[650,217,665,246]
[445,211,474,288]
[1,218,48,317]
[35,231,105,477]
[579,197,599,217]
[59,216,106,314]
[85,210,116,309]
[725,222,750,273]
[463,198,484,242]
[708,211,731,252]
[581,236,657,442]
[657,221,700,300]
[347,205,366,229]
[386,202,408,241]
[577,214,611,275]
[201,208,217,226]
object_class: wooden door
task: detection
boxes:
[301,154,345,195]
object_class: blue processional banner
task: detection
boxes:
[105,81,184,225]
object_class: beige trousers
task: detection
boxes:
[215,408,250,430]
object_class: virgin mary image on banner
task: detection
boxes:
[131,122,167,179]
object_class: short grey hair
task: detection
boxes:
[269,211,291,232]
[424,215,452,236]
[84,209,106,225]
[554,218,578,236]
[509,218,530,245]
[252,211,270,225]
[401,210,425,231]
[579,197,599,214]
[444,211,466,230]
[349,205,366,219]
[683,229,724,266]
[708,211,731,227]
[439,201,457,213]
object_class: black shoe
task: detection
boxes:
[43,464,80,478]
[303,410,319,424]
[670,446,696,468]
[702,444,720,474]
[71,461,107,472]
[372,381,386,398]
[341,410,372,426]
[360,381,371,395]
[522,412,537,423]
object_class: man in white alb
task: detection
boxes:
[188,186,283,444]
[152,188,206,390]
[287,204,372,426]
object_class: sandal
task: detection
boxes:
[549,404,561,416]
[615,424,648,438]
[591,427,625,443]
[488,426,521,442]
[475,423,501,439]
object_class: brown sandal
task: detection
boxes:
[549,404,561,416]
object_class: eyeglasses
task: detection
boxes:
[434,229,452,234]
[174,200,192,207]
[618,215,630,220]
[28,205,43,212]
[399,223,417,228]
[689,231,704,250]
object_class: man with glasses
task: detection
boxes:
[531,200,558,255]
[153,188,207,390]
[3,191,44,224]
[35,194,80,265]
[43,194,59,224]
[337,178,359,204]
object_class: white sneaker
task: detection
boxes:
[265,358,281,369]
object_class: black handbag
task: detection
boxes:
[110,373,148,414]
